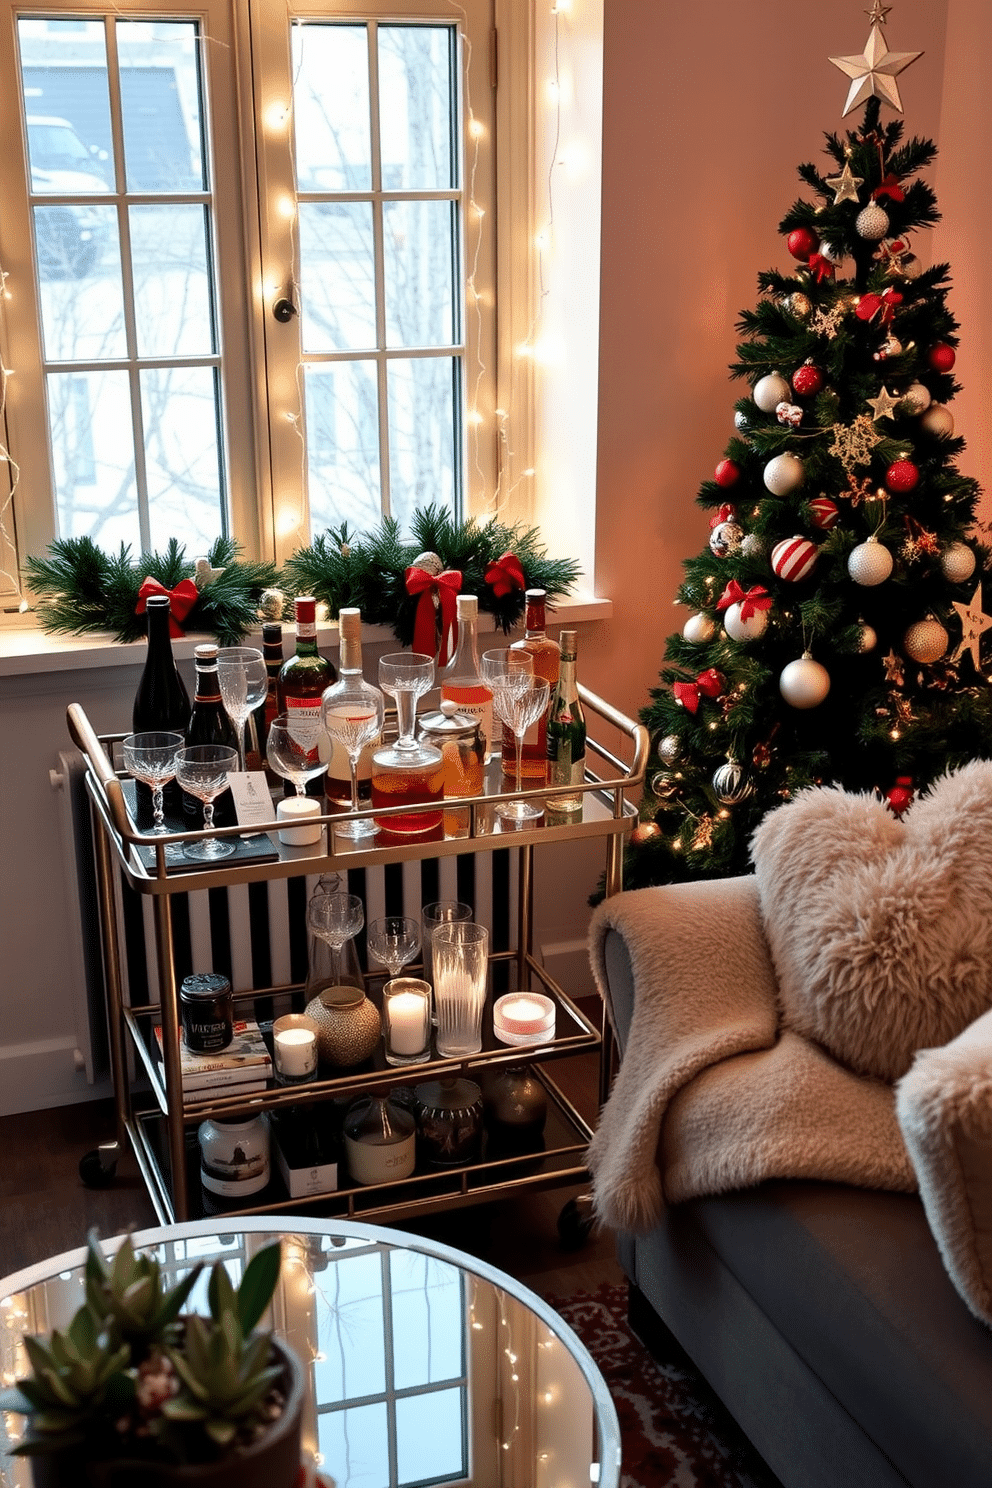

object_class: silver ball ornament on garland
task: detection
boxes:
[899,254,923,280]
[847,538,893,587]
[709,520,744,558]
[753,373,792,413]
[903,618,949,664]
[724,600,769,642]
[257,587,286,621]
[763,452,805,496]
[941,542,976,583]
[921,403,954,438]
[656,733,682,766]
[683,611,716,643]
[857,622,878,653]
[899,382,932,416]
[856,203,890,240]
[780,654,831,709]
[734,409,751,433]
[412,550,444,577]
[712,759,754,804]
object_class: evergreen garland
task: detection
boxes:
[24,537,279,645]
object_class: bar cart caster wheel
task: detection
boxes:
[558,1194,594,1251]
[79,1143,119,1188]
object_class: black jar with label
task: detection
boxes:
[180,972,234,1053]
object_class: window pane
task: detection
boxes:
[313,1253,387,1402]
[130,204,213,357]
[117,20,204,191]
[389,1252,463,1389]
[395,1387,465,1484]
[140,367,223,550]
[20,19,115,194]
[378,25,456,191]
[293,23,371,192]
[48,368,137,547]
[387,357,456,527]
[36,205,123,358]
[383,200,457,348]
[306,363,381,534]
[300,203,375,353]
[317,1402,388,1488]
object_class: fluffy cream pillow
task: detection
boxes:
[751,761,992,1082]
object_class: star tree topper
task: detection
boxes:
[951,584,992,670]
[830,20,922,116]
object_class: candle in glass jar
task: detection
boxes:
[273,1016,319,1078]
[383,978,432,1065]
[493,992,556,1045]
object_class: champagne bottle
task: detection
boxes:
[501,589,560,780]
[546,628,586,819]
[183,643,239,828]
[253,622,283,783]
[323,609,380,809]
[133,593,191,815]
[278,596,336,798]
[440,593,493,762]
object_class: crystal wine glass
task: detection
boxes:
[122,731,184,857]
[481,649,550,825]
[367,915,421,978]
[307,891,365,987]
[266,713,328,796]
[371,653,445,834]
[216,647,268,772]
[175,744,239,860]
[321,681,384,841]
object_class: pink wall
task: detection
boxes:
[584,0,989,729]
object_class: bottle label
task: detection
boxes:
[284,698,323,756]
[296,620,317,640]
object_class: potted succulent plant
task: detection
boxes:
[0,1231,305,1488]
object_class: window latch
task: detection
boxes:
[273,296,297,323]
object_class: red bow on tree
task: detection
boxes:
[808,252,835,283]
[484,551,526,598]
[405,565,462,666]
[708,503,736,530]
[873,174,905,203]
[716,580,772,621]
[673,668,726,715]
[135,576,199,638]
[856,288,902,326]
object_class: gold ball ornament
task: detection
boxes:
[941,543,976,583]
[683,611,716,643]
[631,820,662,845]
[857,622,878,653]
[921,404,955,438]
[787,292,812,318]
[856,203,890,241]
[763,452,805,496]
[904,618,949,664]
[194,556,225,588]
[712,759,754,804]
[779,654,831,709]
[753,373,792,413]
[900,382,932,416]
[257,587,286,621]
[848,538,894,587]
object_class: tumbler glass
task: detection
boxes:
[432,921,489,1058]
[421,900,473,988]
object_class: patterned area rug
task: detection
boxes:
[549,1283,782,1488]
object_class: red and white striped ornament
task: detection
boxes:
[808,495,840,531]
[771,536,819,583]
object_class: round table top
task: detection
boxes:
[0,1215,620,1488]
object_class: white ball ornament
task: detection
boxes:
[848,538,894,587]
[941,542,976,583]
[683,611,716,643]
[921,403,955,438]
[753,373,792,413]
[740,533,766,559]
[771,536,819,582]
[856,203,890,240]
[724,601,769,642]
[900,382,932,415]
[763,452,805,496]
[780,654,831,709]
[903,618,949,664]
[734,409,750,433]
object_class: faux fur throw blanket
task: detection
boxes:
[586,877,915,1234]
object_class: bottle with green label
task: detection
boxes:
[546,628,586,819]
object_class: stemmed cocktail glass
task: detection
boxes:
[367,916,421,978]
[175,744,238,860]
[307,892,365,987]
[266,713,328,797]
[122,732,185,859]
[217,647,268,772]
[481,649,550,826]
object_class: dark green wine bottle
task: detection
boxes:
[133,593,191,815]
[183,643,239,828]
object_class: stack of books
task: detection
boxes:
[153,1019,273,1110]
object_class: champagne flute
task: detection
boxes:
[266,713,328,797]
[175,744,238,860]
[217,647,268,772]
[122,732,184,858]
[307,891,365,987]
[367,916,421,978]
[481,649,549,825]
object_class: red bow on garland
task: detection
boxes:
[708,503,736,530]
[716,580,772,622]
[484,551,526,598]
[404,565,462,666]
[135,576,199,638]
[673,668,725,715]
[808,252,835,283]
[856,288,902,326]
[873,174,905,203]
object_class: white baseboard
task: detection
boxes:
[0,1037,113,1117]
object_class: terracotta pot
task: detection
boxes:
[30,1338,305,1488]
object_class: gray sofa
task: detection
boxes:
[599,907,992,1488]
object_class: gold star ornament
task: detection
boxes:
[825,161,864,205]
[867,386,900,421]
[951,584,992,670]
[830,24,923,116]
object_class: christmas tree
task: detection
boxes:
[625,6,992,893]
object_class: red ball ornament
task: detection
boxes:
[928,343,956,373]
[885,459,920,494]
[792,364,824,397]
[886,776,915,818]
[808,495,840,531]
[714,459,741,488]
[786,226,820,261]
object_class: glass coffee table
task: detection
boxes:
[0,1216,620,1488]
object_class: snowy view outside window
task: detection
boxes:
[16,15,463,554]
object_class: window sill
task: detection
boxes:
[0,592,612,680]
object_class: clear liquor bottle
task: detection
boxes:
[440,593,493,762]
[320,609,384,838]
[500,589,560,780]
[546,628,586,819]
[277,596,336,797]
[324,611,378,809]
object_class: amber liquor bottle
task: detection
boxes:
[500,589,560,780]
[277,596,336,797]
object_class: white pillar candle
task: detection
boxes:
[273,1024,318,1076]
[388,992,430,1054]
[277,796,322,845]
